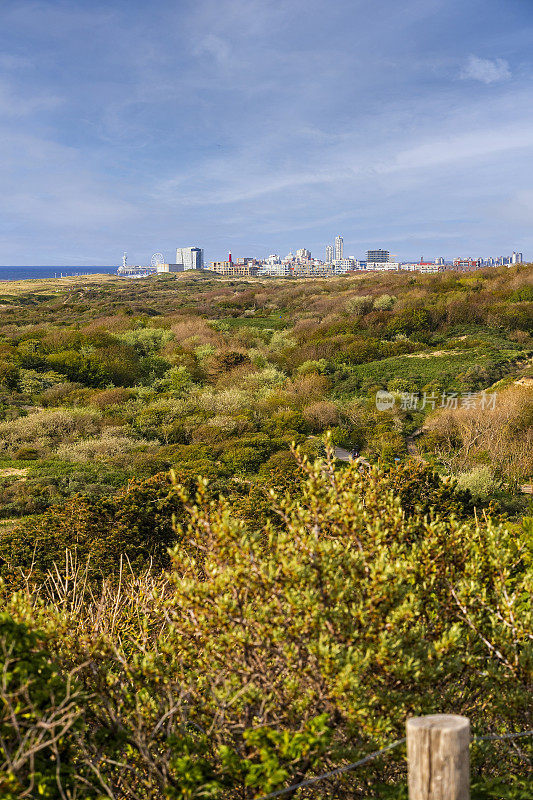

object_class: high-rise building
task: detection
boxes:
[296,248,311,261]
[325,245,334,263]
[176,247,204,270]
[335,236,344,261]
[367,249,389,263]
[511,251,523,264]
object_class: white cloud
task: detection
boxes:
[460,55,511,84]
[0,78,61,118]
[379,126,533,175]
[0,129,138,231]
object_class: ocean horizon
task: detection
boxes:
[0,266,118,281]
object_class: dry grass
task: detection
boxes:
[424,384,533,482]
[0,273,119,297]
[168,316,223,348]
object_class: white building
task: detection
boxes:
[401,263,440,273]
[296,248,311,261]
[335,236,344,261]
[367,262,400,271]
[156,263,184,273]
[325,245,334,263]
[334,258,357,274]
[511,251,523,264]
[176,247,204,270]
[260,262,292,277]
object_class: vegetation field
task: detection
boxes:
[0,264,531,798]
[336,345,525,394]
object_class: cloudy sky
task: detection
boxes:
[0,0,532,265]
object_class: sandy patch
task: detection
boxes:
[0,468,29,478]
[404,349,463,359]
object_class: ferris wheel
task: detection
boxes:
[151,253,164,267]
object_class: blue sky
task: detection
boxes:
[0,0,532,265]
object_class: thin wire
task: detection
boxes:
[254,738,406,800]
[473,730,533,742]
[253,730,533,800]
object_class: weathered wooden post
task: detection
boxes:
[406,714,470,800]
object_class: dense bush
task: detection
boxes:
[0,615,82,798]
[0,409,101,457]
[0,472,185,586]
[0,264,530,795]
[422,385,533,486]
[0,454,530,797]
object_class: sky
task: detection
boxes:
[0,0,532,266]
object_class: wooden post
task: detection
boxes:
[406,714,470,800]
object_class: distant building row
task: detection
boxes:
[209,247,526,278]
[119,241,525,280]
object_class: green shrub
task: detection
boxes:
[509,286,533,302]
[345,294,373,315]
[0,409,102,457]
[456,466,496,502]
[118,327,173,356]
[1,472,185,587]
[0,448,530,797]
[0,615,82,798]
[373,293,396,311]
[0,360,19,389]
[296,358,328,375]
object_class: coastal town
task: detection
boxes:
[118,239,526,279]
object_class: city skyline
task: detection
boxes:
[136,242,527,268]
[0,0,533,265]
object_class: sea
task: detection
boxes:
[0,266,118,281]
